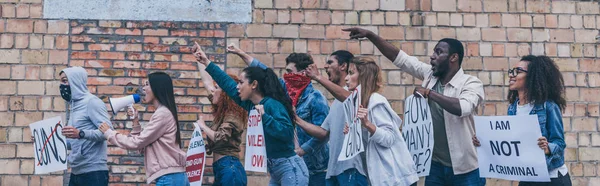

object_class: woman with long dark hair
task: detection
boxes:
[343,57,418,185]
[473,55,570,186]
[194,42,249,186]
[99,72,188,186]
[194,45,309,185]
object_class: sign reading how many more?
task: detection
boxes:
[402,95,434,177]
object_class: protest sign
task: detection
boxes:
[402,95,434,177]
[186,123,206,185]
[338,85,365,161]
[30,116,68,174]
[244,109,268,172]
[474,115,550,182]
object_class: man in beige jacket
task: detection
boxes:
[343,27,486,186]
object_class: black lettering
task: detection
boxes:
[511,141,521,156]
[55,124,67,163]
[489,164,494,173]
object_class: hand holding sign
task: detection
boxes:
[474,115,550,182]
[337,85,365,161]
[537,137,550,155]
[30,116,68,174]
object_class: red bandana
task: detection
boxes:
[284,73,312,106]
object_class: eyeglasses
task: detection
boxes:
[508,67,528,76]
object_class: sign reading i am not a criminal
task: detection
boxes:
[245,109,268,172]
[474,115,550,182]
[402,95,433,177]
[29,116,68,174]
[185,123,206,186]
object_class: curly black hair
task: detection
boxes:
[508,55,566,111]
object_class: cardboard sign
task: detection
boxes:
[475,115,550,182]
[30,116,68,174]
[186,123,206,185]
[244,109,268,172]
[338,85,365,161]
[402,95,434,177]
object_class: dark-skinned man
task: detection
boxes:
[340,27,486,186]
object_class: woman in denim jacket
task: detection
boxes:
[474,55,571,186]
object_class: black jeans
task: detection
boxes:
[68,170,109,186]
[518,173,572,186]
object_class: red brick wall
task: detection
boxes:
[1,0,600,185]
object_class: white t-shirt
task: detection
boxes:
[517,103,568,178]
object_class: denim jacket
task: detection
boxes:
[250,59,330,173]
[507,100,566,171]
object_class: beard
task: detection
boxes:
[432,60,450,78]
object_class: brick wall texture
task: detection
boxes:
[0,0,599,185]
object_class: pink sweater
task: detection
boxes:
[104,106,186,184]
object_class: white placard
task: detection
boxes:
[402,95,434,177]
[30,116,68,174]
[186,123,206,186]
[475,115,550,182]
[244,109,268,172]
[337,85,365,161]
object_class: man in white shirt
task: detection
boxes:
[342,27,486,186]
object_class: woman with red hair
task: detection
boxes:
[194,42,248,186]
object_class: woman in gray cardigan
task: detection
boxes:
[343,57,419,186]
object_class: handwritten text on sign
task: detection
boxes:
[245,109,268,172]
[338,85,365,161]
[402,95,434,177]
[30,116,68,174]
[475,115,550,182]
[186,124,206,186]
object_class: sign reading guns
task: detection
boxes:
[29,116,68,174]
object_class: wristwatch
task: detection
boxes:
[79,130,85,138]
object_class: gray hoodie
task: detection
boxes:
[62,67,112,175]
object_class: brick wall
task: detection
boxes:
[0,0,599,185]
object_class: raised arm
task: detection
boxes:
[343,27,400,62]
[304,64,351,101]
[227,44,254,66]
[194,43,253,110]
[343,27,431,80]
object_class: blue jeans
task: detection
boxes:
[267,155,309,186]
[425,161,486,186]
[156,172,190,186]
[68,170,108,186]
[326,168,368,186]
[309,171,326,186]
[213,156,247,186]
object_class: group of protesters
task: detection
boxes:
[48,26,570,186]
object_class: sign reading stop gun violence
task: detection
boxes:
[402,95,433,177]
[245,109,268,172]
[338,85,364,161]
[186,123,206,186]
[30,116,68,174]
[474,115,550,182]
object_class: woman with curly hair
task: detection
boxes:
[474,55,571,186]
[195,45,248,186]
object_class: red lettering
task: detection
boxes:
[257,135,264,146]
[251,155,264,167]
[248,114,261,127]
[248,135,255,146]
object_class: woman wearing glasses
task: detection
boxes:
[473,55,570,186]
